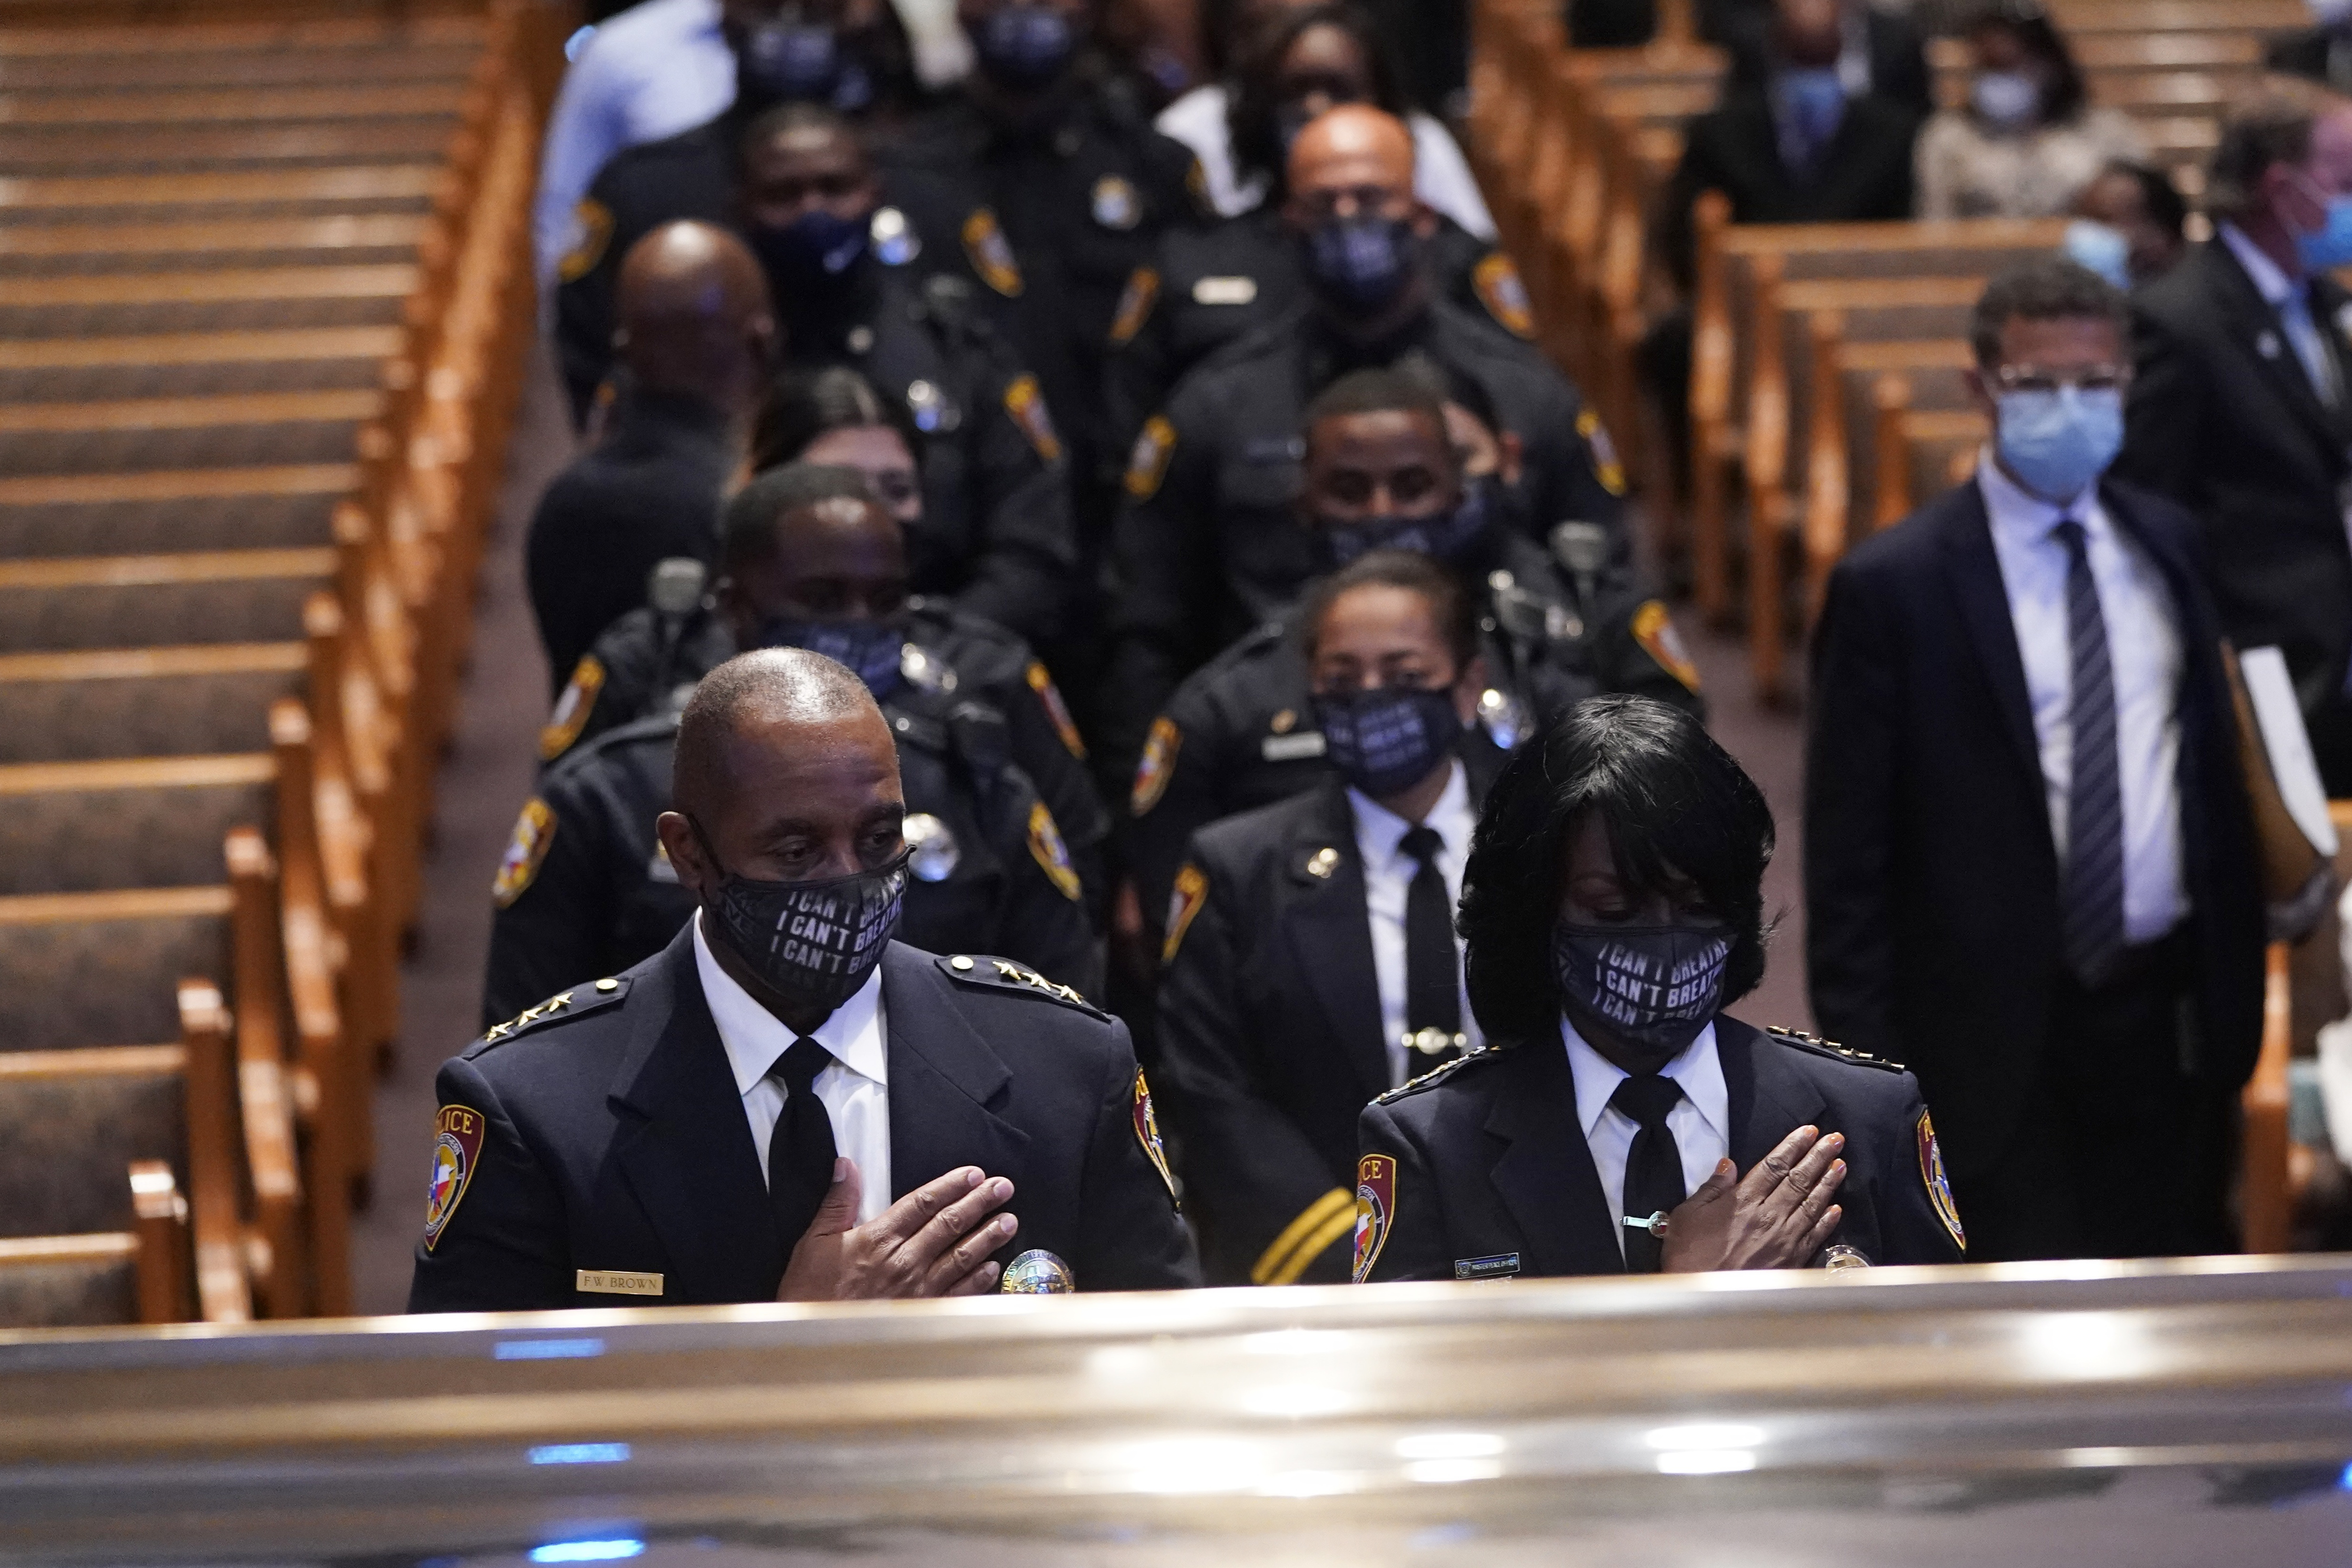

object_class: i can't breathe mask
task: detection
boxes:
[694,825,909,1013]
[1553,921,1730,1056]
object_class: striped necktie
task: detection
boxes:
[2052,517,2125,985]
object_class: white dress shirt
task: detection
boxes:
[1151,83,1498,239]
[534,0,735,287]
[693,910,893,1222]
[1559,1016,1730,1262]
[1977,455,2188,944]
[1347,760,1482,1087]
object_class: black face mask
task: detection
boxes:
[1553,922,1730,1058]
[753,616,907,701]
[737,17,876,113]
[1314,478,1495,569]
[746,207,870,302]
[973,3,1075,92]
[694,824,909,1013]
[1302,214,1419,317]
[1312,685,1461,798]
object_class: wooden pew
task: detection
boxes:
[0,326,410,402]
[0,220,429,276]
[0,388,385,473]
[0,643,305,763]
[0,40,482,93]
[0,1162,189,1327]
[0,82,471,128]
[0,268,419,339]
[1869,386,1985,529]
[2047,0,2309,34]
[0,549,336,653]
[0,165,450,221]
[0,123,458,179]
[0,464,358,556]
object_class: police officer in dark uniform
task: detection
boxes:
[1156,552,1504,1285]
[415,648,1195,1312]
[537,449,1110,917]
[1101,104,1626,774]
[557,103,1081,648]
[1123,367,1699,950]
[1353,695,1967,1284]
[527,221,772,691]
[873,0,1202,534]
[484,467,1099,1026]
[1103,5,1538,451]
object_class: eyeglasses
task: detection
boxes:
[1992,365,2128,396]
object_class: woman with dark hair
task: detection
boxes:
[1353,695,1967,1281]
[750,365,925,526]
[1915,2,2143,220]
[1153,0,1493,235]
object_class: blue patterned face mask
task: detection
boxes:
[1995,384,2122,503]
[974,3,1075,91]
[1312,685,1462,798]
[693,821,908,1012]
[1314,478,1494,568]
[1553,922,1730,1056]
[753,618,907,701]
[1303,214,1418,316]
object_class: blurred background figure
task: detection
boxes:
[1710,0,1931,116]
[2267,0,2352,97]
[2064,159,2188,291]
[1914,1,2144,220]
[1155,0,1492,233]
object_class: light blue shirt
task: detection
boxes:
[534,0,735,287]
[1977,454,2188,945]
[2218,221,2342,407]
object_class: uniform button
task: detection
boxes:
[950,955,975,971]
[594,978,620,993]
[847,325,874,355]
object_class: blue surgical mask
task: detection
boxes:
[1972,70,2040,129]
[1303,214,1418,316]
[2293,182,2352,272]
[974,3,1075,92]
[1776,66,1846,154]
[2061,220,2132,291]
[1995,384,2123,504]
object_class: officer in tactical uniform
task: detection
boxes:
[1122,366,1698,952]
[1155,550,1505,1285]
[1354,696,1967,1284]
[557,102,1080,648]
[417,648,1194,1312]
[537,450,1110,918]
[873,0,1202,533]
[1101,105,1626,774]
[483,467,1098,1026]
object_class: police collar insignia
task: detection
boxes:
[1351,1152,1397,1282]
[423,1105,487,1251]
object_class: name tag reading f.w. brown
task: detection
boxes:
[576,1269,663,1296]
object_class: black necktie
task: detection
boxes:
[1611,1074,1686,1273]
[766,1037,839,1247]
[2052,519,2126,986]
[1398,824,1461,1058]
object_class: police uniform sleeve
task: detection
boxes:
[1101,391,1220,783]
[1074,1011,1202,1290]
[481,782,610,1030]
[1121,677,1224,952]
[1155,842,1358,1285]
[552,160,631,428]
[1871,1076,1968,1266]
[996,661,1111,924]
[1102,259,1172,463]
[951,337,1082,646]
[1518,376,1627,542]
[407,1054,574,1312]
[1353,1096,1453,1283]
[983,764,1104,1001]
[1592,587,1706,719]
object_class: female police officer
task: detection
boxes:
[1353,695,1968,1281]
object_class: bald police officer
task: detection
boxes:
[414,648,1197,1312]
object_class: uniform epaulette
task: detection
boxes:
[1766,1026,1905,1073]
[468,977,632,1055]
[936,954,1108,1018]
[1375,1044,1505,1104]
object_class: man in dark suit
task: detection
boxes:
[527,222,773,696]
[1156,551,1502,1286]
[2265,7,2352,97]
[411,648,1196,1312]
[2115,93,2352,794]
[1705,0,1932,117]
[1357,696,1964,1283]
[1810,259,2265,1263]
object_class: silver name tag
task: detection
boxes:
[1193,275,1258,306]
[1261,731,1327,762]
[576,1269,663,1296]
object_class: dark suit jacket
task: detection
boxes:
[1155,765,1497,1286]
[410,934,1197,1312]
[1709,2,1932,115]
[2266,27,2352,94]
[1656,89,1922,292]
[524,388,733,694]
[1804,477,2265,1183]
[1356,1017,1965,1281]
[2115,238,2352,774]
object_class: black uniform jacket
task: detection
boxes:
[2116,238,2352,785]
[411,934,1198,1313]
[1123,533,1702,948]
[483,700,1099,1028]
[877,81,1199,502]
[1355,1018,1968,1282]
[525,388,734,693]
[1804,477,2263,1184]
[1101,298,1625,771]
[1104,206,1526,457]
[1156,767,1498,1286]
[540,600,1110,910]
